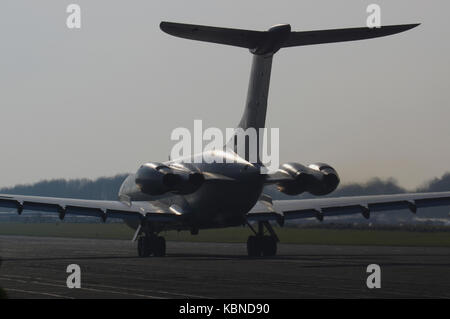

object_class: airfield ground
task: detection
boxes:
[0,223,449,298]
[0,222,449,246]
[0,235,449,298]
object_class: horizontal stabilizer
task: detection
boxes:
[284,24,420,47]
[160,21,264,49]
[160,22,419,55]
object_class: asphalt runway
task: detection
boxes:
[0,235,449,298]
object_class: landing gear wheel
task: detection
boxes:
[247,235,277,257]
[247,235,261,257]
[247,221,279,257]
[137,236,152,257]
[137,237,144,257]
[153,236,166,257]
[261,236,277,256]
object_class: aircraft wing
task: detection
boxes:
[247,191,450,224]
[0,193,179,223]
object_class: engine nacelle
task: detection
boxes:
[135,162,204,196]
[167,164,205,195]
[277,162,340,196]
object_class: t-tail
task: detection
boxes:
[160,21,419,163]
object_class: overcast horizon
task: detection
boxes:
[1,1,449,190]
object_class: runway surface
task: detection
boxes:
[0,235,449,298]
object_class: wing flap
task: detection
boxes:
[65,206,105,219]
[416,197,450,208]
[22,201,62,214]
[284,209,318,220]
[105,209,143,221]
[0,197,21,210]
[321,205,366,217]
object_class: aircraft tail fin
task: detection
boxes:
[160,21,419,163]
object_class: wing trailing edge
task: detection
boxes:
[247,191,450,224]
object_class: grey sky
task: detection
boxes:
[0,1,449,189]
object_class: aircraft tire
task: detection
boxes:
[137,237,144,257]
[261,236,277,256]
[153,236,166,257]
[247,235,261,257]
[138,236,152,257]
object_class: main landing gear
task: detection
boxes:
[246,221,278,257]
[137,234,166,257]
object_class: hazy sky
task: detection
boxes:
[0,1,449,189]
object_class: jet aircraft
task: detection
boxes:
[2,21,449,257]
